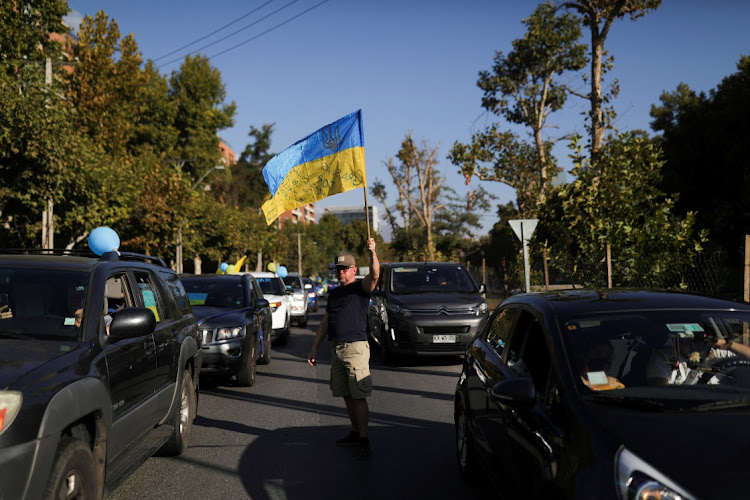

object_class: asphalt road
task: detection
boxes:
[106,297,494,500]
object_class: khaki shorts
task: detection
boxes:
[330,341,372,399]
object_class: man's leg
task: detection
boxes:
[350,397,369,438]
[344,396,359,433]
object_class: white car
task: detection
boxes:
[248,272,291,344]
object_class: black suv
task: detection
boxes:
[368,262,489,363]
[180,274,272,387]
[0,248,202,499]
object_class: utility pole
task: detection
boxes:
[297,233,302,275]
[41,58,54,249]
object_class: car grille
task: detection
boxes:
[201,329,215,345]
[420,325,470,334]
[410,306,473,316]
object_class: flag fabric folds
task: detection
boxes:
[261,110,366,225]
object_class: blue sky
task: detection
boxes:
[66,1,750,239]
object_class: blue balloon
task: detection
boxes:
[277,265,288,278]
[220,262,229,272]
[88,227,120,256]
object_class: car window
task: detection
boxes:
[283,276,302,289]
[159,271,191,317]
[390,265,477,294]
[485,307,519,355]
[255,276,285,295]
[183,280,245,308]
[0,267,89,339]
[249,278,259,302]
[133,271,165,323]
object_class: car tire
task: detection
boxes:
[258,323,272,365]
[45,437,99,500]
[158,370,196,456]
[237,334,258,387]
[455,403,476,477]
[277,319,290,345]
[299,312,308,327]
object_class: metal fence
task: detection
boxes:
[467,249,745,302]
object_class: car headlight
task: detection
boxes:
[216,326,245,340]
[387,302,411,317]
[616,447,692,500]
[472,303,488,316]
[0,391,23,435]
[269,301,282,312]
[308,292,316,298]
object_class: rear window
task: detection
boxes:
[390,265,477,294]
[182,280,246,308]
[255,276,285,295]
[283,276,303,289]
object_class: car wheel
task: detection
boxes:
[237,334,258,387]
[455,403,476,477]
[258,324,272,365]
[158,370,196,456]
[45,437,99,500]
[299,312,308,327]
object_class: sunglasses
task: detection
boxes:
[335,265,355,272]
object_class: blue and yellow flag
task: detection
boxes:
[261,110,366,225]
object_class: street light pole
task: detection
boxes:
[176,165,225,273]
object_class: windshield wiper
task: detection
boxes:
[693,397,750,412]
[586,393,667,411]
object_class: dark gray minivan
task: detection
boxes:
[368,262,489,363]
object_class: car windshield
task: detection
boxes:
[255,276,285,295]
[283,276,302,290]
[562,309,750,408]
[390,265,477,294]
[0,267,88,339]
[182,280,246,308]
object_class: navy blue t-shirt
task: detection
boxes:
[326,280,370,342]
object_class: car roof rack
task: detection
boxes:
[0,248,98,257]
[100,251,167,267]
[0,248,167,267]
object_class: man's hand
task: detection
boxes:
[307,348,317,366]
[366,238,376,254]
[0,305,12,319]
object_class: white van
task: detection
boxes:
[248,272,291,344]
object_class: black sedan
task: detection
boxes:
[181,274,271,387]
[455,289,750,499]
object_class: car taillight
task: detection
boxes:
[0,391,22,435]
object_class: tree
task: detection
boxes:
[559,0,662,160]
[448,2,585,214]
[651,56,750,266]
[0,0,69,76]
[371,133,445,260]
[168,55,236,180]
[537,132,707,287]
[213,124,275,210]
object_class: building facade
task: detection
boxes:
[322,206,380,233]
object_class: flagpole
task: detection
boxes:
[361,146,371,240]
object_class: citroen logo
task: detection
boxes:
[437,306,448,315]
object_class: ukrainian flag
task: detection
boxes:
[261,110,366,225]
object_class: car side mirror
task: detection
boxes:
[108,307,156,339]
[490,378,535,406]
[254,298,269,309]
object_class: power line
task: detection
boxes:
[153,0,276,62]
[157,0,325,69]
[208,0,328,61]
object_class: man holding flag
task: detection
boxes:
[308,239,379,460]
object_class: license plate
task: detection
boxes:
[433,335,456,343]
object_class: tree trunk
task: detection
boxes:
[194,254,202,275]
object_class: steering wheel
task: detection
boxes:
[705,357,750,385]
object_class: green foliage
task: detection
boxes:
[651,56,750,265]
[449,2,584,214]
[0,0,69,74]
[169,55,236,180]
[537,133,707,287]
